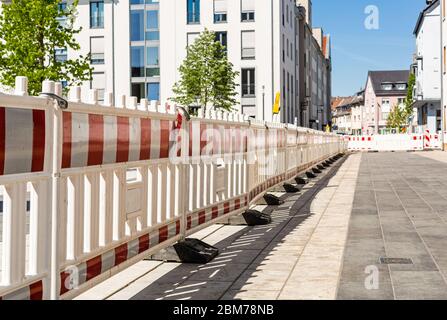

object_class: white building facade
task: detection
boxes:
[413,0,441,134]
[1,0,331,127]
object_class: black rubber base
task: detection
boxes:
[317,165,325,170]
[264,193,284,205]
[174,239,219,264]
[295,176,309,185]
[243,210,272,226]
[322,162,330,168]
[306,171,317,179]
[312,168,322,174]
[283,183,301,193]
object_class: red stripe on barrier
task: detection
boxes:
[187,215,192,230]
[198,211,206,225]
[160,120,170,159]
[159,225,168,243]
[114,243,128,266]
[140,118,151,160]
[212,206,219,219]
[224,202,230,215]
[87,114,104,166]
[234,199,241,210]
[29,280,43,300]
[116,117,129,163]
[62,112,72,169]
[0,108,5,175]
[31,110,45,172]
[60,271,71,295]
[176,220,181,234]
[189,122,193,157]
[86,255,102,281]
[138,234,150,253]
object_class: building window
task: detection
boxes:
[395,83,407,90]
[215,31,227,50]
[90,37,105,65]
[90,1,104,28]
[130,10,144,41]
[187,0,200,24]
[381,83,393,91]
[398,98,405,106]
[214,0,227,23]
[146,46,160,77]
[147,82,160,101]
[241,0,255,22]
[131,46,145,77]
[55,48,67,63]
[241,30,255,59]
[131,83,145,101]
[91,72,105,102]
[241,68,255,97]
[146,10,160,41]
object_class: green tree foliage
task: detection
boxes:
[0,0,92,95]
[386,73,416,133]
[172,29,239,114]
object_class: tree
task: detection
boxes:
[0,0,92,95]
[172,29,239,114]
[386,73,416,133]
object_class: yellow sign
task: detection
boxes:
[273,92,281,114]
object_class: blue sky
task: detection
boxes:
[312,0,426,96]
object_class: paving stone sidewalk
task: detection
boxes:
[338,151,447,300]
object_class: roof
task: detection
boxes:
[367,70,410,97]
[414,0,440,35]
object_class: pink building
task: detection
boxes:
[363,70,410,134]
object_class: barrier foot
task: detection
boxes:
[306,171,317,179]
[271,183,301,193]
[322,162,331,168]
[149,239,219,264]
[312,167,322,174]
[295,176,309,185]
[263,193,285,206]
[317,164,325,170]
[242,210,272,226]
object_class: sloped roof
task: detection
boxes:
[368,70,410,97]
[414,0,440,35]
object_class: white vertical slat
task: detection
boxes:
[58,178,67,264]
[66,175,84,260]
[28,180,49,276]
[139,165,148,230]
[166,163,175,220]
[84,173,99,253]
[174,164,181,217]
[188,164,198,211]
[148,164,158,226]
[157,164,167,224]
[112,168,126,241]
[99,170,113,246]
[1,183,26,286]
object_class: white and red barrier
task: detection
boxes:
[0,77,345,300]
[347,134,426,152]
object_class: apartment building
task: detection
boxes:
[296,1,332,129]
[413,0,441,134]
[364,70,409,135]
[331,91,363,135]
[1,0,332,127]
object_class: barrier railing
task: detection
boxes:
[346,133,442,152]
[0,77,345,300]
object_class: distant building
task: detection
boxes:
[413,0,441,134]
[441,0,447,149]
[364,70,410,135]
[331,90,363,135]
